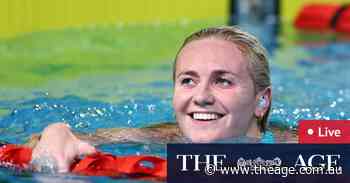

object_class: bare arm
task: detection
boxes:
[25,122,183,148]
[95,122,183,144]
[25,122,297,148]
[24,131,107,148]
[93,123,298,144]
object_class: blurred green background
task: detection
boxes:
[1,0,349,88]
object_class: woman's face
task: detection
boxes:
[173,38,259,143]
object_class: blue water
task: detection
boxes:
[1,39,350,182]
[269,43,350,128]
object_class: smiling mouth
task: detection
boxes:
[189,112,224,121]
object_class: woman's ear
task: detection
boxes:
[254,87,272,118]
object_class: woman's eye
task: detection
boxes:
[215,78,233,87]
[180,78,195,86]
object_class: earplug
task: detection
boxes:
[258,96,267,108]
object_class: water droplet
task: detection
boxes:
[147,104,156,112]
[95,109,103,116]
[127,120,132,125]
[11,109,18,115]
[330,101,337,108]
[143,145,150,152]
[293,108,300,115]
[75,121,89,128]
[33,104,42,111]
[314,112,322,119]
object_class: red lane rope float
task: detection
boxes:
[294,4,341,31]
[0,144,167,180]
[70,152,167,179]
[0,144,32,169]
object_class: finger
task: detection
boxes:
[57,158,70,173]
[77,141,96,156]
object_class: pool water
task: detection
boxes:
[0,25,350,182]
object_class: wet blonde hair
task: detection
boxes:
[173,26,271,132]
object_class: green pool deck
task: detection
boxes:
[0,19,226,88]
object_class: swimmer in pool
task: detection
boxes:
[27,26,297,172]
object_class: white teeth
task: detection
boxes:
[193,113,219,120]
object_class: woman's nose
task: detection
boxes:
[193,85,215,107]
